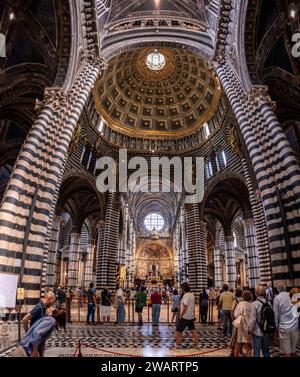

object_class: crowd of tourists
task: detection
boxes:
[10,281,300,357]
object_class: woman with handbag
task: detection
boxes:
[231,290,253,357]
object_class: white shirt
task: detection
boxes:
[181,292,195,320]
[117,288,125,303]
[273,292,298,332]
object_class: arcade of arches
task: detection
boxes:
[0,0,300,356]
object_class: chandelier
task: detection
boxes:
[146,49,166,71]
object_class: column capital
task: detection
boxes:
[243,217,255,227]
[35,87,69,115]
[247,85,276,111]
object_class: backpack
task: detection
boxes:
[257,299,276,334]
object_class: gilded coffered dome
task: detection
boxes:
[93,47,221,139]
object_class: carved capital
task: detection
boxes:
[248,85,276,110]
[87,52,107,71]
[35,87,68,115]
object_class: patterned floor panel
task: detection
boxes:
[1,324,299,357]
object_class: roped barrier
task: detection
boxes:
[65,297,218,324]
[72,339,231,357]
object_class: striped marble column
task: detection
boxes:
[68,229,81,289]
[217,61,300,288]
[213,247,223,289]
[96,193,120,290]
[224,234,236,289]
[0,61,101,311]
[241,158,272,285]
[243,215,260,288]
[95,221,105,289]
[45,215,61,288]
[83,241,95,289]
[185,205,207,293]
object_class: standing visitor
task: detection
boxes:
[86,282,97,325]
[101,288,112,324]
[55,286,66,308]
[200,288,209,324]
[273,284,299,357]
[22,291,56,332]
[175,282,199,348]
[77,287,84,308]
[135,286,147,325]
[219,284,234,337]
[151,288,162,327]
[216,288,223,330]
[231,290,252,357]
[171,289,181,325]
[116,284,126,324]
[249,285,275,357]
[229,288,243,356]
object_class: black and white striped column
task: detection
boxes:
[45,215,61,288]
[243,214,260,288]
[95,221,105,289]
[84,240,95,289]
[185,205,208,293]
[224,234,236,289]
[213,247,223,289]
[68,228,81,289]
[0,59,101,311]
[96,193,120,290]
[241,158,272,284]
[217,61,300,287]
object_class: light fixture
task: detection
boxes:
[9,12,14,20]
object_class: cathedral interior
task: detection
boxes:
[0,0,300,357]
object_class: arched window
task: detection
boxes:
[203,123,210,139]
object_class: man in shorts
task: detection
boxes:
[175,282,200,348]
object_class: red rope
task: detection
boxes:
[74,342,231,357]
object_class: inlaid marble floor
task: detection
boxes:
[1,324,299,357]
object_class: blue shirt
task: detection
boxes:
[172,294,181,309]
[30,300,46,327]
[20,316,56,356]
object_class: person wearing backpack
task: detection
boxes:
[273,284,299,357]
[249,285,276,357]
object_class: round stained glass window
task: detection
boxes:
[146,50,166,71]
[144,213,165,231]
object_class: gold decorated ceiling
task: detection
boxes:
[93,48,221,139]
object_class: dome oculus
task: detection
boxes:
[146,50,166,71]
